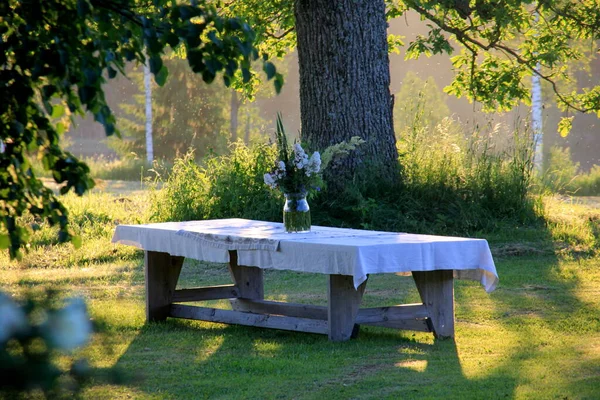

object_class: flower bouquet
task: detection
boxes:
[264,114,365,233]
[264,115,322,233]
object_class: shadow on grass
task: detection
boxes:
[107,211,600,399]
[113,319,519,400]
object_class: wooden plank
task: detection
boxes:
[230,299,328,320]
[172,285,240,302]
[228,250,263,300]
[231,301,432,333]
[145,251,184,322]
[170,304,328,335]
[328,275,366,342]
[412,270,455,338]
[355,304,429,324]
[359,318,432,333]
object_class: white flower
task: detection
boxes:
[0,293,28,343]
[263,173,278,189]
[0,140,5,154]
[305,151,321,177]
[43,297,92,351]
[293,143,309,169]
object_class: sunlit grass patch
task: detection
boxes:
[1,181,600,398]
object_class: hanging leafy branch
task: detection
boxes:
[388,0,600,125]
[0,0,280,258]
[221,0,599,128]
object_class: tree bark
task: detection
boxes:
[144,60,154,163]
[294,0,398,187]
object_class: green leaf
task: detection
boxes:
[107,66,117,79]
[42,85,57,99]
[263,61,276,80]
[77,0,91,17]
[0,234,9,250]
[71,235,82,249]
[558,116,574,137]
[155,65,169,86]
[241,68,251,83]
[149,55,163,75]
[274,73,284,94]
[124,49,136,61]
[166,33,179,48]
[51,105,65,119]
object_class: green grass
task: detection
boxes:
[1,185,599,399]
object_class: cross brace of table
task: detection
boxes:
[144,250,454,341]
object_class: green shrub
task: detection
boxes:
[150,143,281,223]
[149,79,540,234]
[573,165,600,196]
[541,146,580,194]
[150,119,540,235]
[539,146,600,196]
[308,118,539,234]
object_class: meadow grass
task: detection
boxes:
[540,146,600,196]
[1,184,599,399]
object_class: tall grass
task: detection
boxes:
[32,155,171,182]
[541,146,600,196]
[150,114,540,235]
[387,115,538,233]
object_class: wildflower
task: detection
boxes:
[263,173,278,189]
[293,143,309,169]
[305,151,321,177]
[43,297,92,351]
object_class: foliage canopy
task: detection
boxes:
[2,0,600,257]
[0,0,279,257]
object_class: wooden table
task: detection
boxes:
[113,219,498,342]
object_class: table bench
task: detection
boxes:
[112,219,498,341]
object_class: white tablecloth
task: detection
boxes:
[112,218,498,292]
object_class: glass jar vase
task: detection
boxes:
[283,192,311,233]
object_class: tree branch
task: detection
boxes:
[408,3,592,113]
[264,26,294,40]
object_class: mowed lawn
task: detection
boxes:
[1,184,599,399]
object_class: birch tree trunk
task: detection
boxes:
[144,62,154,163]
[531,63,543,172]
[294,0,398,189]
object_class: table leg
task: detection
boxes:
[228,250,264,301]
[145,251,184,322]
[328,275,366,342]
[412,270,454,338]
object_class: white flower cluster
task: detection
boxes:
[263,143,321,192]
[263,160,287,189]
[293,143,309,169]
[291,143,321,176]
[305,152,321,177]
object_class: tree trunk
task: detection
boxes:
[230,90,240,142]
[144,61,154,163]
[294,0,398,187]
